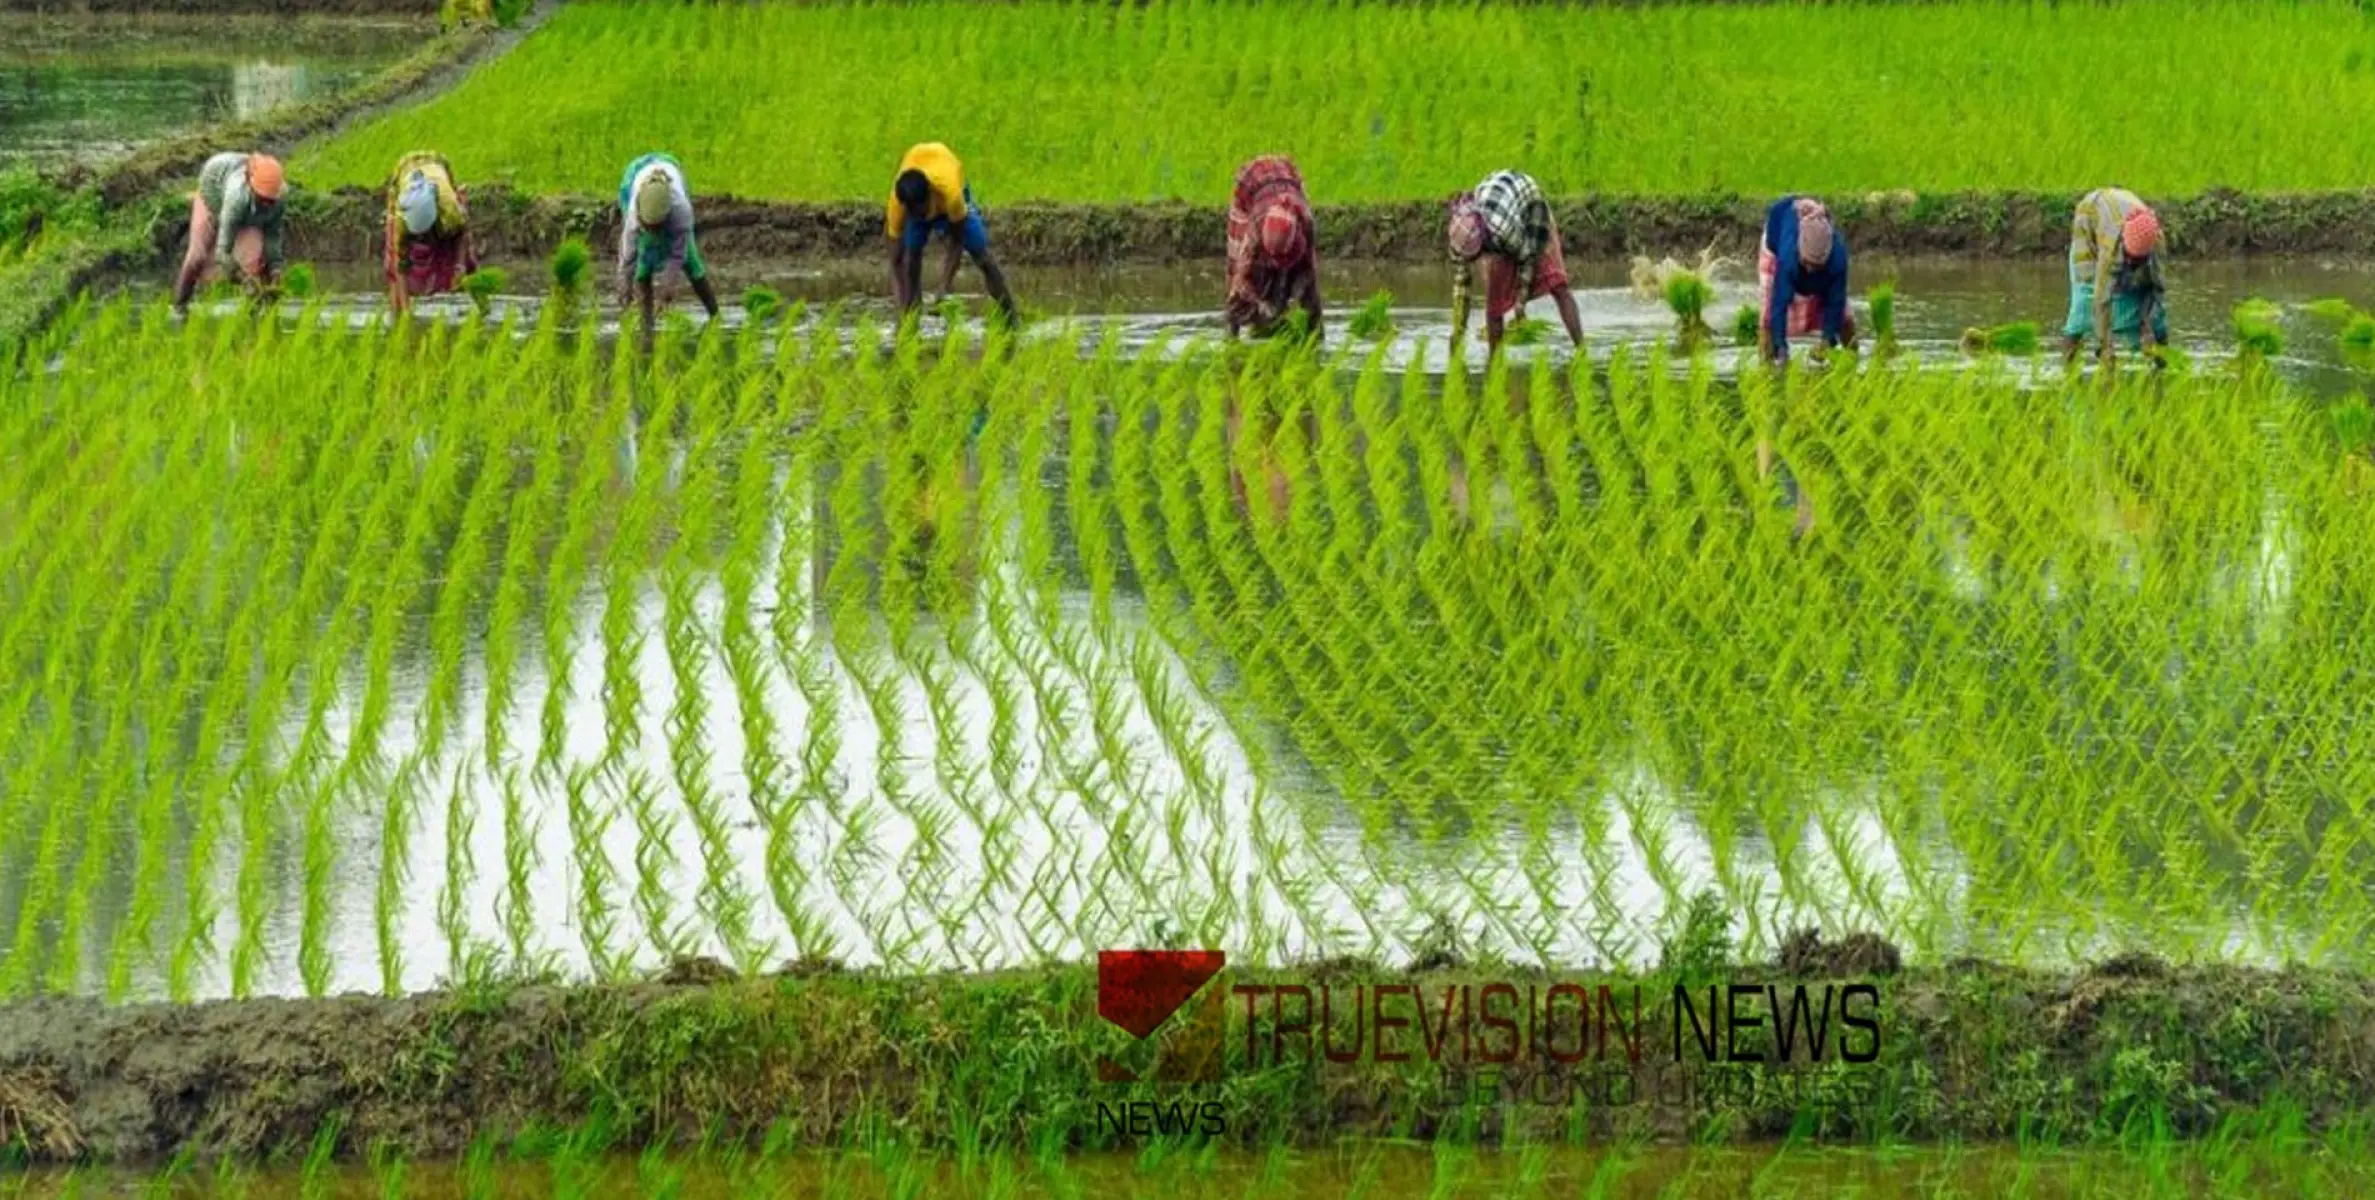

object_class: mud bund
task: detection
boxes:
[259,187,2375,269]
[0,0,436,13]
[3,949,2374,1165]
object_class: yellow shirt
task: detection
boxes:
[885,143,968,239]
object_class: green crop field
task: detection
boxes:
[298,0,2375,203]
[1,299,2368,1010]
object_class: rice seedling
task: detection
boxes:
[1961,321,2040,356]
[551,237,591,297]
[461,267,507,315]
[1501,317,1550,346]
[1663,271,1715,345]
[1347,291,1395,341]
[1732,305,1759,347]
[282,263,316,299]
[1868,281,1898,357]
[744,285,783,323]
[2234,298,2285,359]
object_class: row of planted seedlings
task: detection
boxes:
[0,296,2369,1004]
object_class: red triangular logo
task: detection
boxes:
[1098,950,1225,1039]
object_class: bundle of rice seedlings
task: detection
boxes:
[2233,299,2284,359]
[744,285,784,323]
[1348,291,1396,341]
[1960,322,2038,355]
[1664,271,1715,342]
[2305,297,2360,324]
[1733,305,1760,347]
[281,263,316,299]
[550,238,590,296]
[1503,317,1551,346]
[2332,394,2374,456]
[460,267,507,315]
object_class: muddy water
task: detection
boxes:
[280,254,2375,393]
[0,16,421,165]
[10,1142,2365,1198]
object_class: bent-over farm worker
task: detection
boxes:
[888,142,1019,324]
[1447,169,1585,353]
[617,152,722,334]
[384,151,478,317]
[173,152,287,315]
[2060,187,2167,371]
[1225,155,1322,340]
[1759,194,1855,366]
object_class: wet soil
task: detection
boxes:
[3,945,2372,1166]
[268,187,2375,268]
[0,0,434,14]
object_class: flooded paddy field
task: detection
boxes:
[2,290,2370,1010]
[0,15,424,166]
[259,253,2375,394]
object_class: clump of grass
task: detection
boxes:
[1732,304,1760,347]
[550,238,590,297]
[460,267,507,315]
[1347,291,1395,341]
[1960,321,2039,356]
[744,286,784,323]
[2234,298,2285,359]
[1663,270,1715,342]
[1867,282,1895,341]
[281,263,316,300]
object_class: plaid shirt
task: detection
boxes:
[1451,170,1553,335]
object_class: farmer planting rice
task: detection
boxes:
[888,141,1019,324]
[1758,194,1855,366]
[383,151,478,317]
[2060,187,2168,370]
[1224,155,1322,340]
[617,152,721,335]
[1446,169,1585,352]
[171,152,286,316]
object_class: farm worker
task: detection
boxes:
[383,151,478,316]
[171,151,286,315]
[1224,155,1322,340]
[616,152,722,333]
[1447,169,1585,353]
[2060,188,2167,370]
[888,142,1019,324]
[1759,195,1855,366]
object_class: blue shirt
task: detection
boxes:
[1764,195,1850,356]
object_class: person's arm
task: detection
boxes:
[385,210,405,314]
[1449,262,1472,349]
[937,235,962,302]
[1298,268,1324,344]
[1552,285,1584,348]
[902,243,926,315]
[261,207,285,280]
[215,187,243,272]
[1819,256,1849,350]
[617,220,638,304]
[2136,257,2164,357]
[889,242,911,309]
[2091,223,2116,364]
[1766,258,1798,365]
[637,278,656,351]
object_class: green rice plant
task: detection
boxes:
[1961,321,2041,355]
[2235,298,2286,359]
[551,237,591,297]
[744,285,784,323]
[1502,317,1551,346]
[282,262,316,299]
[1663,270,1715,342]
[460,267,507,315]
[2342,313,2375,353]
[1347,290,1396,341]
[1732,304,1760,347]
[296,0,2375,200]
[2306,297,2360,324]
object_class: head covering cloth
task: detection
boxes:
[2122,205,2162,258]
[247,154,284,201]
[1794,197,1833,267]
